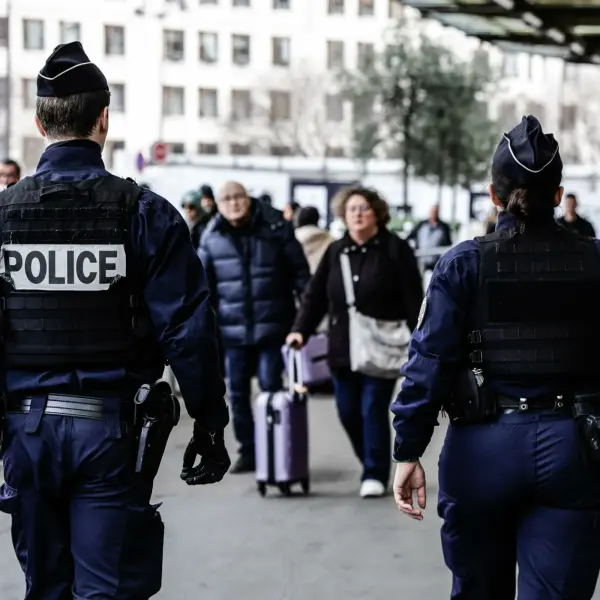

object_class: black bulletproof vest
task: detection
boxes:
[470,226,600,382]
[0,175,158,370]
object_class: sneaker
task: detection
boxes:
[360,479,386,498]
[230,454,256,474]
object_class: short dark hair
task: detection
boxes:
[566,193,577,202]
[491,166,561,226]
[297,206,320,227]
[334,186,391,226]
[36,90,111,139]
[2,159,20,178]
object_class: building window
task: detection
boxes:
[199,32,218,63]
[231,89,252,120]
[60,21,80,45]
[328,0,344,15]
[199,88,218,117]
[198,142,219,154]
[164,30,184,61]
[358,0,374,15]
[163,86,185,116]
[327,40,344,69]
[502,52,519,78]
[231,143,250,155]
[560,105,577,131]
[233,0,250,5]
[22,79,37,109]
[272,37,290,67]
[273,0,290,8]
[270,91,291,121]
[105,25,125,55]
[326,94,344,122]
[23,19,44,51]
[357,42,374,69]
[22,137,45,171]
[0,18,8,48]
[104,140,125,168]
[326,146,346,157]
[111,83,126,112]
[232,35,250,66]
[169,142,185,154]
[270,145,292,156]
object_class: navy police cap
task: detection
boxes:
[492,115,562,187]
[37,41,109,98]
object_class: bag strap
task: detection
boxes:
[339,252,356,307]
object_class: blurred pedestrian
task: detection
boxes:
[407,205,452,270]
[283,200,301,225]
[0,158,20,187]
[199,181,311,473]
[295,206,334,274]
[287,186,423,498]
[557,193,596,237]
[181,190,206,250]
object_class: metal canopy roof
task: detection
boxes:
[396,0,600,64]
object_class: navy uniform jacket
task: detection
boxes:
[391,211,600,461]
[5,140,228,431]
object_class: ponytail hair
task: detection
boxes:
[492,167,559,227]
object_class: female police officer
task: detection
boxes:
[391,115,600,600]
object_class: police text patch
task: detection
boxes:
[0,244,126,291]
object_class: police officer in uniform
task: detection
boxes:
[391,116,600,599]
[0,42,230,599]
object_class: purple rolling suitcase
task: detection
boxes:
[254,349,309,497]
[281,333,331,387]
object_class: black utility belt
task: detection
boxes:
[6,393,134,421]
[496,394,571,413]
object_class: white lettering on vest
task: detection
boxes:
[0,244,126,291]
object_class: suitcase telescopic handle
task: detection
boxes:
[287,346,305,396]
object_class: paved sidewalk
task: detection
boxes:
[1,396,599,599]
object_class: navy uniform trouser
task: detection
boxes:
[332,369,397,486]
[225,343,284,457]
[438,410,600,600]
[0,409,164,600]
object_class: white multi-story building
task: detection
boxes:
[0,0,405,173]
[0,0,596,176]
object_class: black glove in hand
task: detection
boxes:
[180,423,231,485]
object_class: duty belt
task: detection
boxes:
[496,393,572,413]
[7,393,133,421]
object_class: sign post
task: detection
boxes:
[151,142,167,165]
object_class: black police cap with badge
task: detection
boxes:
[37,41,109,97]
[492,115,563,190]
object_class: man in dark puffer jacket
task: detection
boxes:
[199,181,311,473]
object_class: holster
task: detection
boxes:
[134,381,181,480]
[572,393,600,466]
[445,369,499,425]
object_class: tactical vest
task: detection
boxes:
[0,175,158,370]
[469,226,600,382]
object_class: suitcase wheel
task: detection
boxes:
[278,482,292,497]
[300,478,310,495]
[257,482,267,497]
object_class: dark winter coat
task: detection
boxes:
[293,228,424,371]
[199,199,311,348]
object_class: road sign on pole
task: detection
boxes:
[152,142,167,164]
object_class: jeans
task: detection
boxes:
[0,409,164,600]
[438,410,600,599]
[225,343,284,457]
[332,369,396,485]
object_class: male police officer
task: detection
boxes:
[0,42,230,599]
